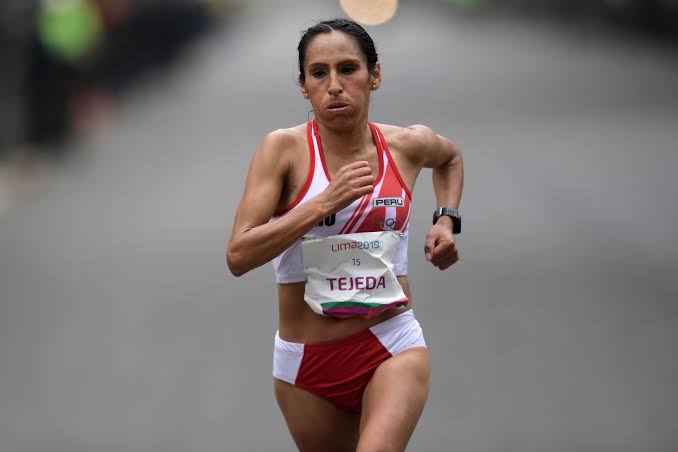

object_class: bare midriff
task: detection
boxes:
[277,276,412,343]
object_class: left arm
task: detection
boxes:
[406,125,464,270]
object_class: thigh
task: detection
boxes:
[274,378,360,452]
[357,347,430,452]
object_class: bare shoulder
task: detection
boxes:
[259,123,307,156]
[375,123,439,151]
[375,123,456,167]
[252,123,307,172]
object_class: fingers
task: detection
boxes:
[352,166,373,178]
[343,160,370,171]
[340,162,374,194]
[341,163,372,182]
[322,161,374,212]
[434,254,458,270]
[424,236,434,261]
[336,161,372,181]
[352,178,374,198]
[355,174,375,187]
[426,238,459,270]
[336,161,371,179]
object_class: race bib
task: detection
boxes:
[301,231,408,319]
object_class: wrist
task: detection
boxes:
[433,215,453,228]
[432,207,462,234]
[310,195,333,221]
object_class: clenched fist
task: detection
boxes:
[318,161,374,213]
[424,218,459,270]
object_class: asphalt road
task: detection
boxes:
[1,1,677,451]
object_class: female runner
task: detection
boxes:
[227,18,463,452]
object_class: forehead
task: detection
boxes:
[304,30,365,66]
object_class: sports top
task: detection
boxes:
[272,120,412,283]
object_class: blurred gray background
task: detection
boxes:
[1,0,677,451]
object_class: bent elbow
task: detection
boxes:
[226,249,248,277]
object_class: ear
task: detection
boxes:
[370,63,382,90]
[300,84,310,99]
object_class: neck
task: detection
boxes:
[316,119,373,157]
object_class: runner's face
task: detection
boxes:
[301,31,379,128]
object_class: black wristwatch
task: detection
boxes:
[433,207,461,234]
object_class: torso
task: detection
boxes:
[274,120,422,343]
[277,278,412,343]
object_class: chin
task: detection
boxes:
[322,118,357,132]
[318,111,365,130]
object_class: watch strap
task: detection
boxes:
[433,207,461,234]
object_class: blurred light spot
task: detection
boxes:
[38,0,103,62]
[340,0,398,26]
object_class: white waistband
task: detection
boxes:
[368,309,415,337]
[274,309,416,349]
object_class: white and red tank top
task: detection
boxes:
[272,120,412,283]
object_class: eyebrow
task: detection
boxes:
[307,58,362,68]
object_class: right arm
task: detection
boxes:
[226,131,374,276]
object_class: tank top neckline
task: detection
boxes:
[311,119,385,188]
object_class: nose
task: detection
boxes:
[328,71,343,96]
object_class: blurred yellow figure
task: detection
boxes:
[340,0,397,26]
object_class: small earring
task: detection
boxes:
[372,83,377,90]
[303,91,309,99]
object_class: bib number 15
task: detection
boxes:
[352,258,361,267]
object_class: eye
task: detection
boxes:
[341,66,357,74]
[311,70,325,78]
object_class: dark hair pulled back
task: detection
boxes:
[297,18,378,84]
